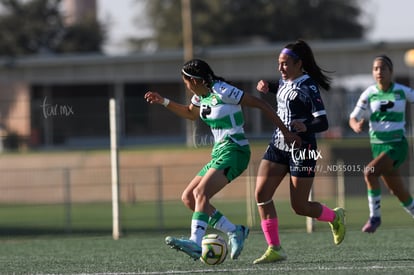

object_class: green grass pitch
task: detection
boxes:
[0,196,413,274]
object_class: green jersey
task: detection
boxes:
[350,82,414,143]
[191,80,248,146]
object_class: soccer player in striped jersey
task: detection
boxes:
[253,40,346,264]
[349,55,414,233]
[144,59,300,261]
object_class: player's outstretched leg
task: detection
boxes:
[227,225,249,259]
[329,207,346,245]
[165,236,201,260]
[253,245,287,264]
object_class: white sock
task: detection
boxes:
[403,199,414,218]
[213,215,236,234]
[368,195,381,217]
[190,219,207,246]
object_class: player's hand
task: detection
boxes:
[256,80,269,94]
[290,120,307,133]
[144,91,164,105]
[349,118,364,133]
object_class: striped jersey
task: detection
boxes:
[272,74,326,151]
[191,80,248,146]
[350,82,414,143]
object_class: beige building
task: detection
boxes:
[62,0,96,25]
[0,40,413,149]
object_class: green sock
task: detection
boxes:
[208,210,236,233]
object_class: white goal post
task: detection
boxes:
[110,98,121,240]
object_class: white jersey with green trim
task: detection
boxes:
[191,80,248,146]
[350,82,414,143]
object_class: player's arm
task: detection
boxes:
[256,80,278,94]
[349,90,369,133]
[241,92,301,146]
[144,91,199,120]
[291,115,329,133]
[404,85,414,103]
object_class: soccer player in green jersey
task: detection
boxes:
[349,55,414,233]
[144,59,300,261]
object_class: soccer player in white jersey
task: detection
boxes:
[349,55,414,233]
[144,59,300,261]
[253,40,346,264]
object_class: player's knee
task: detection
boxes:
[181,196,190,207]
[255,188,268,203]
[192,188,209,205]
[181,191,193,208]
[181,196,190,208]
[291,202,308,216]
[363,165,376,178]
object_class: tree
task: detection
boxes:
[131,0,367,50]
[0,0,106,57]
[56,16,105,53]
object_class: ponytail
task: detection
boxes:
[283,40,332,91]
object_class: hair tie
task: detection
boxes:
[281,48,300,60]
[181,69,203,79]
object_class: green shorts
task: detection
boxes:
[197,140,251,182]
[371,137,408,168]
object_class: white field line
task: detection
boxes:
[70,263,414,275]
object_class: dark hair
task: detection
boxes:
[283,40,332,91]
[181,59,226,85]
[374,54,393,71]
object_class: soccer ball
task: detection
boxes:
[200,234,228,265]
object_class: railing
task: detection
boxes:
[0,161,369,235]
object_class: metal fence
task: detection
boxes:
[0,160,375,233]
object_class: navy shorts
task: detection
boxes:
[263,143,317,178]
